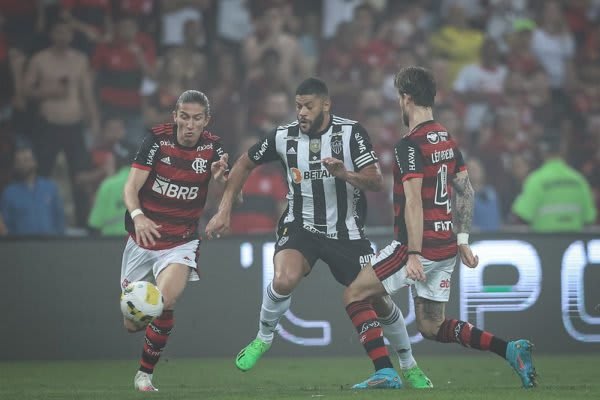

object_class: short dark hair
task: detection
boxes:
[175,90,210,115]
[295,77,329,98]
[394,66,436,107]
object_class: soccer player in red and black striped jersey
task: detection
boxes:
[121,90,229,392]
[343,67,537,389]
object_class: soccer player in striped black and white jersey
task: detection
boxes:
[206,78,432,388]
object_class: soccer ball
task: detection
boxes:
[120,281,164,325]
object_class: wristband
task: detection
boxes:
[407,250,422,256]
[457,233,469,245]
[130,208,144,219]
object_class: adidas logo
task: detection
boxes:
[161,156,171,165]
[287,148,297,155]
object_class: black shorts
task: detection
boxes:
[274,223,374,286]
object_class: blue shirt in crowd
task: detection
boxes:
[0,177,65,235]
[473,185,502,232]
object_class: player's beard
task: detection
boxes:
[300,110,325,135]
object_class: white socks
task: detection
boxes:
[379,302,417,370]
[257,281,291,343]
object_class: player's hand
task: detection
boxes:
[205,210,230,239]
[406,254,426,282]
[133,214,161,247]
[211,153,229,183]
[458,244,479,268]
[322,157,348,179]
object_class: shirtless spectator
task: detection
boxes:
[23,19,98,228]
[243,4,307,85]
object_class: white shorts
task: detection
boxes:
[120,237,200,290]
[371,240,457,302]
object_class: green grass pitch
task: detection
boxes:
[2,355,599,399]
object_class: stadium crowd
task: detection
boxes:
[0,0,599,236]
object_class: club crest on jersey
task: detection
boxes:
[192,157,207,174]
[309,139,321,153]
[426,131,440,144]
[331,138,343,155]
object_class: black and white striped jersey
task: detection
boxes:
[247,115,379,240]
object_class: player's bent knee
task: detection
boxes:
[272,275,298,295]
[371,295,394,316]
[343,283,366,305]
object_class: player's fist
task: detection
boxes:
[322,157,347,179]
[211,153,229,183]
[458,244,479,268]
[205,210,231,239]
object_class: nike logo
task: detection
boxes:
[367,378,388,387]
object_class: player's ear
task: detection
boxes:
[172,110,177,122]
[322,96,331,112]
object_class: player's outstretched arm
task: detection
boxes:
[322,158,383,192]
[205,153,257,239]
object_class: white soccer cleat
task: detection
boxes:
[134,371,158,392]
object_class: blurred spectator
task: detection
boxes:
[246,48,291,129]
[581,114,600,223]
[0,0,38,52]
[242,4,307,85]
[454,38,508,136]
[252,90,293,136]
[506,18,540,75]
[502,152,532,218]
[467,157,502,232]
[209,42,245,152]
[321,0,365,39]
[429,4,484,82]
[479,106,533,196]
[87,143,131,236]
[320,21,362,116]
[486,0,531,52]
[0,147,65,235]
[92,14,156,145]
[216,0,253,43]
[23,19,98,228]
[60,0,113,56]
[90,116,127,179]
[229,136,287,235]
[142,61,184,128]
[160,0,210,49]
[116,0,160,42]
[531,1,576,94]
[511,133,596,232]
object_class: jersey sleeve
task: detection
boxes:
[350,123,378,170]
[132,133,160,170]
[247,130,279,165]
[394,139,424,181]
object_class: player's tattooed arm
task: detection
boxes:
[451,170,474,233]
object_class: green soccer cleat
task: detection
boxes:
[235,338,271,371]
[506,339,537,388]
[402,365,433,389]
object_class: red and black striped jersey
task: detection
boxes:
[126,123,227,250]
[393,120,466,261]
